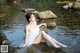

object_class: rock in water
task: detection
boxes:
[13,1,18,4]
[47,22,56,29]
[74,2,80,9]
[21,8,39,15]
[2,40,9,45]
[63,3,73,9]
[68,3,73,8]
[63,5,69,9]
[21,8,39,13]
[40,25,48,33]
[63,2,80,10]
[38,10,57,19]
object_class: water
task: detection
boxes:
[0,0,80,53]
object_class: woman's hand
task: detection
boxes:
[38,23,47,27]
[42,23,47,26]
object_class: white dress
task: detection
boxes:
[25,26,40,47]
[11,26,40,47]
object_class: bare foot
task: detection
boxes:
[62,45,67,48]
[56,43,67,48]
[59,44,67,48]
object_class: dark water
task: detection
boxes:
[0,0,80,53]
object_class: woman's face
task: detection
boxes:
[29,14,36,22]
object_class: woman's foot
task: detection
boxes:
[55,42,67,48]
[60,45,67,48]
[58,44,67,48]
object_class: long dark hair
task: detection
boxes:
[25,13,40,23]
[25,13,33,22]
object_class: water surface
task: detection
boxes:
[0,0,80,53]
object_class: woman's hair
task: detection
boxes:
[25,13,33,22]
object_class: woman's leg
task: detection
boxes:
[41,31,60,48]
[33,32,46,44]
[46,34,67,47]
[19,32,45,48]
[41,31,67,48]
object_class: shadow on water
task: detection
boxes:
[0,0,80,53]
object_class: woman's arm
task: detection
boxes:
[24,26,29,45]
[38,23,47,27]
[19,26,29,48]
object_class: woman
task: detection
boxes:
[19,13,67,48]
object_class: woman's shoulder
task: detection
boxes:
[26,24,30,30]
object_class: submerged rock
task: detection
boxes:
[38,10,57,19]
